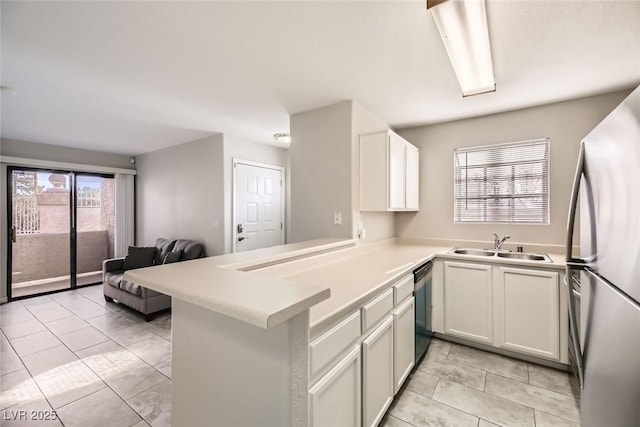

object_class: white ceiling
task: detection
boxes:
[1,1,639,156]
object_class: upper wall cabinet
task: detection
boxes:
[360,130,419,211]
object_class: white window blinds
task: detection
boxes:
[454,138,550,223]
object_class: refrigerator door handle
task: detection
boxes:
[566,140,587,269]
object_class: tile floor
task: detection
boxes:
[2,285,580,427]
[1,285,171,427]
[381,339,581,427]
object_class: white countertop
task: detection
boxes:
[124,238,353,329]
[125,236,565,334]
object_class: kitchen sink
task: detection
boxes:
[449,248,496,256]
[448,248,552,262]
[496,252,552,262]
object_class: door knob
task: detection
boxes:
[238,236,247,242]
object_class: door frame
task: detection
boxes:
[231,159,285,253]
[6,166,114,301]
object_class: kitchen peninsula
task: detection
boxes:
[125,238,567,427]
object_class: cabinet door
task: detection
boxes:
[362,315,394,427]
[404,143,419,211]
[494,267,560,360]
[388,132,406,210]
[393,297,415,394]
[444,261,493,344]
[309,345,361,427]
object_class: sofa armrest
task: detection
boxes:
[103,258,125,283]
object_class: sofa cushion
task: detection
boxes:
[105,271,124,288]
[173,239,205,261]
[163,250,182,264]
[154,238,177,265]
[120,281,162,298]
[122,246,156,270]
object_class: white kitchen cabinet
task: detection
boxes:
[494,267,561,360]
[404,143,420,210]
[309,345,361,427]
[360,130,419,211]
[444,261,493,345]
[393,297,415,394]
[362,315,394,427]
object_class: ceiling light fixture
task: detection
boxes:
[274,133,292,145]
[428,0,496,97]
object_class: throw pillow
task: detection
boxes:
[122,246,157,270]
[163,250,182,264]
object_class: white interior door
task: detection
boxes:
[234,161,284,252]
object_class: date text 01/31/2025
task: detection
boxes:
[3,409,59,421]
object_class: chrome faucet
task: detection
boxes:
[493,234,511,250]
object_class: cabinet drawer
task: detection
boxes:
[362,288,394,333]
[310,311,361,378]
[393,275,413,306]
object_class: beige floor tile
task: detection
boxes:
[20,345,77,376]
[0,309,36,327]
[0,369,43,411]
[527,364,577,398]
[86,312,136,332]
[45,315,90,336]
[479,420,501,427]
[58,327,110,351]
[432,380,535,427]
[1,348,24,375]
[1,319,47,340]
[404,369,439,398]
[21,345,106,410]
[31,307,74,324]
[10,331,61,357]
[70,304,112,320]
[127,336,172,366]
[535,410,580,427]
[426,338,452,358]
[22,300,62,313]
[390,388,478,427]
[154,358,172,379]
[56,387,142,427]
[418,354,486,390]
[127,380,172,427]
[131,421,151,427]
[448,344,529,383]
[484,373,580,423]
[379,413,414,427]
[104,324,158,347]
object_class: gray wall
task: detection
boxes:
[395,89,633,248]
[0,139,135,302]
[135,134,288,257]
[135,135,226,257]
[1,138,135,170]
[290,101,353,242]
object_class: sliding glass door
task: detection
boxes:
[7,167,115,299]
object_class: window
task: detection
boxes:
[454,138,550,223]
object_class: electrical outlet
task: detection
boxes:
[333,212,342,225]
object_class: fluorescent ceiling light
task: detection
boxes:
[430,0,496,97]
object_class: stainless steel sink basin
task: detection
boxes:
[449,248,496,256]
[448,248,552,262]
[496,252,552,262]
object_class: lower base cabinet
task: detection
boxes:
[393,298,415,394]
[309,345,361,427]
[362,315,394,427]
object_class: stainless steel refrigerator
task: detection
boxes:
[566,85,640,427]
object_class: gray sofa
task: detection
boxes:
[103,238,205,321]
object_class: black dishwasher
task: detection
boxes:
[414,261,433,363]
